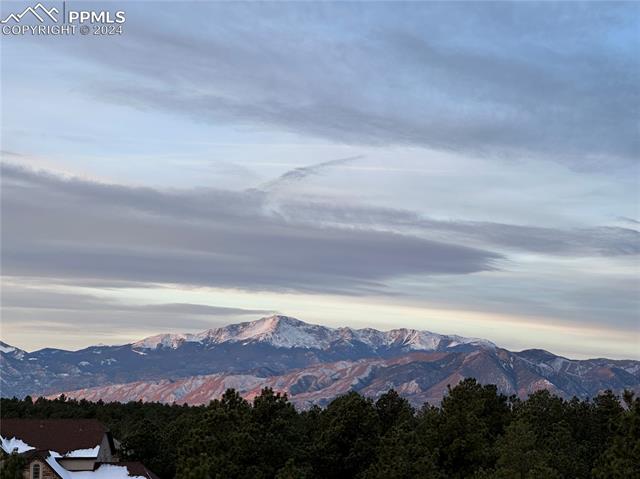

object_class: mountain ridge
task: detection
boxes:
[130,314,497,352]
[2,315,638,405]
[49,349,640,408]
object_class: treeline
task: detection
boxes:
[1,379,638,479]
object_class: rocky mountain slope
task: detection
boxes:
[52,349,640,408]
[2,316,638,406]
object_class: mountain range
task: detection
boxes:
[1,315,638,407]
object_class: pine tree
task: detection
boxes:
[0,453,26,479]
[311,391,381,478]
[592,391,640,479]
[374,389,415,432]
[491,419,560,479]
[437,378,510,478]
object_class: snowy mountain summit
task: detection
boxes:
[131,315,495,352]
[0,340,25,360]
[3,315,638,404]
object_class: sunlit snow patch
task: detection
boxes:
[0,435,35,453]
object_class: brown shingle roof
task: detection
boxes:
[0,419,106,454]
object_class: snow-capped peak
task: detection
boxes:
[131,316,315,350]
[132,333,196,350]
[0,341,26,359]
[131,315,495,353]
[199,315,335,349]
[0,342,16,354]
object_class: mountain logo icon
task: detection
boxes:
[1,3,59,23]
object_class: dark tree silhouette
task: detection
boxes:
[1,380,636,479]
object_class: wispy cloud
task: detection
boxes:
[274,197,640,258]
[1,284,275,342]
[51,1,639,169]
[258,155,363,192]
[1,163,501,295]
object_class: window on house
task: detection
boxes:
[31,463,41,479]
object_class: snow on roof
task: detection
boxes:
[63,445,100,458]
[1,435,35,454]
[0,419,107,455]
[1,433,99,459]
[82,465,147,479]
[46,452,146,479]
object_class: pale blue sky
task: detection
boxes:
[1,1,638,358]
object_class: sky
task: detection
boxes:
[0,1,638,359]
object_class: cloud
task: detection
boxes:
[1,163,501,295]
[0,284,275,341]
[2,156,636,345]
[133,303,274,316]
[396,263,640,331]
[275,199,640,258]
[3,161,636,305]
[1,286,273,317]
[618,217,640,226]
[258,155,363,191]
[50,1,640,169]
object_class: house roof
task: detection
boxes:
[19,455,160,479]
[0,419,106,455]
